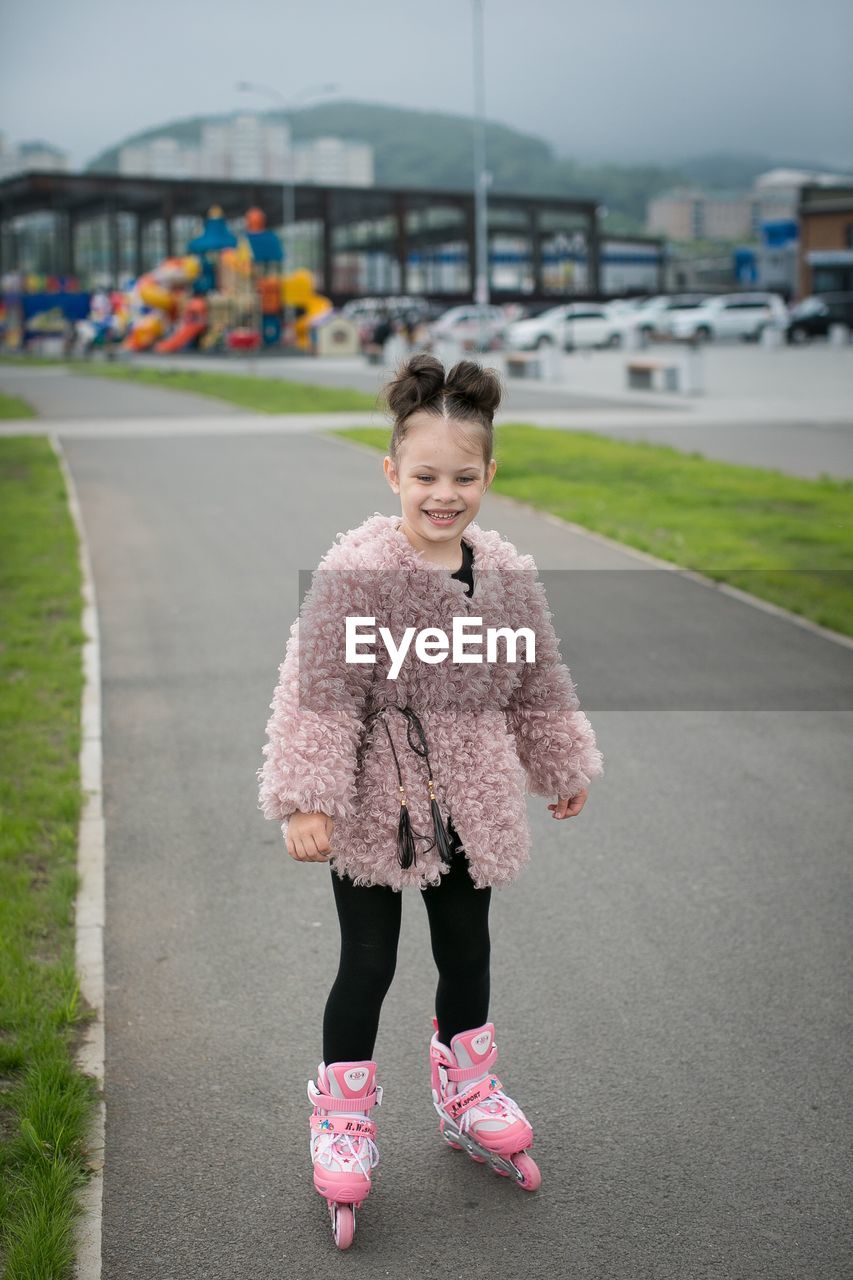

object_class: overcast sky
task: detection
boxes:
[1,0,851,171]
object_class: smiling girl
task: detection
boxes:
[258,353,603,1247]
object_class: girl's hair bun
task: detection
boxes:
[385,354,502,425]
[445,360,502,418]
[384,352,501,473]
[385,353,445,423]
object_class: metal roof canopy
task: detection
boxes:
[0,169,596,225]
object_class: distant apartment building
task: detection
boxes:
[118,115,374,187]
[118,135,194,179]
[647,187,763,240]
[293,137,374,186]
[0,133,69,179]
[198,116,291,181]
[647,167,853,243]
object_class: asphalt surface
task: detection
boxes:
[54,403,853,1278]
[4,359,853,479]
[0,364,242,418]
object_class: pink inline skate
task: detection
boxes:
[429,1018,541,1191]
[307,1060,383,1249]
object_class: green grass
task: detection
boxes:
[332,424,853,637]
[70,362,378,413]
[0,394,35,420]
[0,437,96,1278]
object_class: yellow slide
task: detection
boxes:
[281,269,333,351]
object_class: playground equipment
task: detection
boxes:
[282,268,333,351]
[314,314,360,356]
[154,296,208,353]
[116,204,335,355]
[124,255,201,351]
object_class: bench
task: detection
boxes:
[505,351,546,379]
[625,358,682,392]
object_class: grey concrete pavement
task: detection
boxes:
[135,348,664,414]
[0,364,243,418]
[60,421,853,1279]
[4,342,852,478]
[5,403,853,482]
[135,338,853,425]
[0,411,387,439]
[509,413,853,480]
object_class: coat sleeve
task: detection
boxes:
[257,562,373,824]
[503,569,603,800]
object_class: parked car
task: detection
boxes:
[666,292,788,343]
[600,297,680,345]
[623,294,712,340]
[605,298,650,317]
[786,293,853,343]
[504,302,617,351]
[428,305,509,350]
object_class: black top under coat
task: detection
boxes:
[449,538,474,597]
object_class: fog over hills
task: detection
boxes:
[85,102,851,237]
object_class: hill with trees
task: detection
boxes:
[87,100,829,236]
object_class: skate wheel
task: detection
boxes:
[331,1202,355,1249]
[439,1120,463,1151]
[512,1152,541,1192]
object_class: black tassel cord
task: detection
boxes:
[362,705,457,870]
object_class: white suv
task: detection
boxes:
[504,302,616,351]
[429,305,508,350]
[667,293,789,343]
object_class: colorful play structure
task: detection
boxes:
[119,205,340,354]
[0,204,364,357]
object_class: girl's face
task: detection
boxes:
[383,412,497,554]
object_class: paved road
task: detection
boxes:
[3,359,853,479]
[0,364,242,418]
[57,413,853,1279]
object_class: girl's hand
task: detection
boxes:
[548,790,588,820]
[286,810,335,862]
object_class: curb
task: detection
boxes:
[50,434,105,1280]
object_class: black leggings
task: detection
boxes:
[322,825,492,1063]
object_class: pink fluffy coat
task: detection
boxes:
[257,512,604,891]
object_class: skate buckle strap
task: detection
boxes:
[306,1081,382,1111]
[446,1045,498,1082]
[310,1113,377,1141]
[444,1073,503,1122]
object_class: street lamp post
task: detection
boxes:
[472,0,490,353]
[236,80,338,343]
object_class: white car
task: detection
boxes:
[600,298,668,345]
[606,298,650,316]
[617,294,711,341]
[667,292,789,343]
[504,303,617,351]
[429,305,508,350]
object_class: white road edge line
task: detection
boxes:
[49,434,105,1280]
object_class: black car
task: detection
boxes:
[786,293,853,343]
